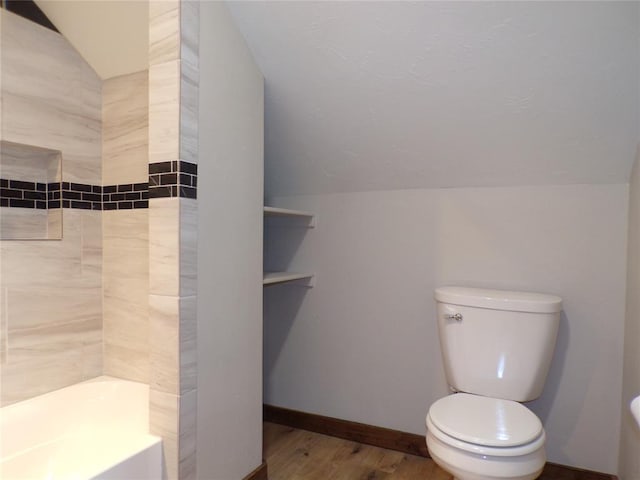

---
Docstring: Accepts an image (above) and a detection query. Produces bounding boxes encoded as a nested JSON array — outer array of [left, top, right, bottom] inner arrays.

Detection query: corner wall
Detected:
[[619, 147, 640, 480], [147, 1, 199, 479], [196, 2, 264, 479], [265, 183, 628, 474]]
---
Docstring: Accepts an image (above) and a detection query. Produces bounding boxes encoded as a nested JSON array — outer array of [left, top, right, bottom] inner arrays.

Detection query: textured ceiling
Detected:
[[228, 1, 640, 197], [34, 0, 148, 79]]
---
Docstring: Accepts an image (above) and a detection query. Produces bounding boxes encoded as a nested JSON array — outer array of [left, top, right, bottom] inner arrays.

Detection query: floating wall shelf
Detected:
[[263, 272, 314, 287], [263, 206, 313, 218], [263, 205, 315, 287]]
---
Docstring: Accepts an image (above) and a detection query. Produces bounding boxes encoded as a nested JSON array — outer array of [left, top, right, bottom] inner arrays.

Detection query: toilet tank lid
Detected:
[[434, 286, 562, 313]]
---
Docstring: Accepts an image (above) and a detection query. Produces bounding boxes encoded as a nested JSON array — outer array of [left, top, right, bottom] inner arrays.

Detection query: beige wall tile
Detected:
[[103, 209, 148, 282], [82, 340, 103, 379], [0, 11, 102, 404], [7, 282, 102, 338], [0, 142, 60, 183], [1, 349, 86, 405], [180, 1, 199, 70], [179, 388, 197, 480], [0, 208, 48, 240], [103, 70, 149, 185], [81, 210, 102, 282], [150, 294, 179, 394], [103, 209, 149, 383], [1, 286, 102, 405], [149, 0, 180, 67], [180, 198, 197, 297], [0, 209, 91, 289], [179, 296, 197, 394], [2, 10, 102, 185], [3, 92, 101, 184], [0, 288, 7, 365], [149, 294, 196, 395], [149, 198, 198, 297], [180, 61, 198, 165], [149, 197, 180, 296], [47, 208, 63, 239], [103, 343, 148, 383], [149, 388, 197, 480], [150, 388, 179, 480], [149, 61, 180, 164], [8, 315, 101, 364]]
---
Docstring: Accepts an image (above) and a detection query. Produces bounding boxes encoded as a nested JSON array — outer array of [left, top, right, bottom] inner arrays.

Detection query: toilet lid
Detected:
[[428, 393, 543, 447]]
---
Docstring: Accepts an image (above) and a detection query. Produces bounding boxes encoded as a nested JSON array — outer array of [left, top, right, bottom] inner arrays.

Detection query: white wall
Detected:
[[619, 148, 640, 480], [230, 1, 639, 197], [197, 2, 264, 479], [265, 184, 628, 474]]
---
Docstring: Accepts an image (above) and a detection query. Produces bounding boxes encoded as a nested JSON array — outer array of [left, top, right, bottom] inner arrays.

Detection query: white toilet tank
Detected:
[[435, 286, 562, 402]]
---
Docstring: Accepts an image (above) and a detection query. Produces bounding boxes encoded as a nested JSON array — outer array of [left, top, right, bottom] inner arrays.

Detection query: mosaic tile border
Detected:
[[102, 183, 149, 210], [149, 161, 197, 199], [0, 178, 48, 209], [1, 179, 151, 210], [1, 161, 198, 210]]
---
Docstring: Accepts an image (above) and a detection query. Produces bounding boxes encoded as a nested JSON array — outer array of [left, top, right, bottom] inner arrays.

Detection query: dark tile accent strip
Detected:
[[1, 179, 62, 210], [148, 161, 198, 199], [102, 182, 149, 210], [1, 178, 150, 210], [10, 199, 35, 208]]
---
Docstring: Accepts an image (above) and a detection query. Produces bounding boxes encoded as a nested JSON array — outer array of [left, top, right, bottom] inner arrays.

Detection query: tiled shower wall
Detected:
[[2, 8, 198, 478], [0, 10, 151, 404], [102, 70, 150, 383], [0, 10, 103, 405]]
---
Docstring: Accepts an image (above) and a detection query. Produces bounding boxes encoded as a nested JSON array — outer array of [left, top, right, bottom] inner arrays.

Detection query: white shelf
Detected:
[[263, 206, 315, 287], [263, 272, 314, 286], [264, 206, 314, 220]]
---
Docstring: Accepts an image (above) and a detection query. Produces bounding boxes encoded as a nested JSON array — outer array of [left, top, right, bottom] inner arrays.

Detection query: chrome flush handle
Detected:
[[445, 313, 463, 322]]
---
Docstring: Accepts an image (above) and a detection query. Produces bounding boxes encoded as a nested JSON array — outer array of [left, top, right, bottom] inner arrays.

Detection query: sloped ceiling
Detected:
[[34, 0, 148, 79], [227, 1, 640, 197]]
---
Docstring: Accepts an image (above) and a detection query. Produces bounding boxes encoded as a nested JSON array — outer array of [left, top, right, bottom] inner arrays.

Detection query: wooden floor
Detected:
[[264, 421, 453, 480]]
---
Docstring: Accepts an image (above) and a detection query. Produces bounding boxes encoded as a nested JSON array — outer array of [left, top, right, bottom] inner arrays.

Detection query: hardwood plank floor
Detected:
[[264, 422, 616, 480], [264, 422, 453, 480]]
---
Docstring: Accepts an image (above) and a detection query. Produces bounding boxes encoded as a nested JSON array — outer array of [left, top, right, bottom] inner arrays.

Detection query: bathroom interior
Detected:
[[0, 1, 638, 480]]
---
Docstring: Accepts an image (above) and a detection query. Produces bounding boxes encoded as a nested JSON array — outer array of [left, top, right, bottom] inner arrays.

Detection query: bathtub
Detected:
[[0, 376, 162, 479]]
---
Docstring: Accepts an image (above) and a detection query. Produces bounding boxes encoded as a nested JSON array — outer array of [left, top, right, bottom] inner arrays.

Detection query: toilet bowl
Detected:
[[426, 393, 546, 480]]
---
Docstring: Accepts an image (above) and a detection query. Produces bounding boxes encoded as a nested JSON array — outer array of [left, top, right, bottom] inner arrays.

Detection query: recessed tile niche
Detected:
[[0, 140, 62, 240]]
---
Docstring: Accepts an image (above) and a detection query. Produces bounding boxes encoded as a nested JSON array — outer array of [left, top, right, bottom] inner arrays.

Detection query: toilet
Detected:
[[426, 286, 562, 480]]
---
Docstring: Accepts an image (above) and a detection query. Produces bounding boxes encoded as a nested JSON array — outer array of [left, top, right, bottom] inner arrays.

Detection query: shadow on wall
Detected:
[[526, 311, 578, 465], [264, 217, 312, 272], [263, 285, 310, 394]]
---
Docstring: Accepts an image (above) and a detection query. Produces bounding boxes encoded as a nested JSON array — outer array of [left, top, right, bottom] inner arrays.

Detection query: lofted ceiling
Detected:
[[34, 0, 148, 80], [227, 1, 640, 197]]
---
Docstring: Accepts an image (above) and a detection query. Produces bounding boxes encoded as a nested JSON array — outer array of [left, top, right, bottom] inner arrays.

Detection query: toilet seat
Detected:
[[426, 394, 545, 457]]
